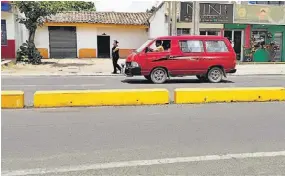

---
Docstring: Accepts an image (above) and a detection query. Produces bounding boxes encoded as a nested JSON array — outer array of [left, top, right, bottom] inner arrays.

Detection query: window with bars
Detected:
[[177, 28, 190, 36], [1, 20, 7, 46]]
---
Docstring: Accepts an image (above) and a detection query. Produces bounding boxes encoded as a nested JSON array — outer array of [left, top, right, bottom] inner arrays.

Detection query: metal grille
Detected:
[[49, 26, 77, 58]]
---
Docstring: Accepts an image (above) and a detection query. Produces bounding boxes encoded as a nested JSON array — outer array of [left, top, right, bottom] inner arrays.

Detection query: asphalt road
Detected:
[[2, 75, 285, 106], [2, 102, 285, 175]]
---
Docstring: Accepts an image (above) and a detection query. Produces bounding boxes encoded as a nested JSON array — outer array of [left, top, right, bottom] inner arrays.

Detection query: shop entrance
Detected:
[[224, 30, 244, 61]]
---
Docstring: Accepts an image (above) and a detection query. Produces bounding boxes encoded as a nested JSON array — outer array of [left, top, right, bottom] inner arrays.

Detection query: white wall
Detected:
[[34, 26, 49, 57], [97, 27, 148, 50], [33, 25, 148, 58], [1, 11, 15, 40], [148, 3, 169, 39], [76, 26, 98, 57]]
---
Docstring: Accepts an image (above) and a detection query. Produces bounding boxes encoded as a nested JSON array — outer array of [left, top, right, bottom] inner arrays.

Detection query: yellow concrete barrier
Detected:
[[34, 89, 169, 108], [1, 91, 25, 109], [174, 87, 285, 104]]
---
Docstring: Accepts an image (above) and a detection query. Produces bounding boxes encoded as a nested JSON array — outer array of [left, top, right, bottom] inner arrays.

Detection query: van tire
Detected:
[[144, 75, 151, 81], [207, 67, 223, 83], [150, 67, 167, 84], [196, 75, 208, 82]]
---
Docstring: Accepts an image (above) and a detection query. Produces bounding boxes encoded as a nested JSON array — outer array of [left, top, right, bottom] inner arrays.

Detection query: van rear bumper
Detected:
[[227, 69, 237, 73]]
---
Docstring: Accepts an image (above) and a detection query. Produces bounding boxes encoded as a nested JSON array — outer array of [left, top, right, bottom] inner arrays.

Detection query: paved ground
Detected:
[[2, 102, 285, 175], [2, 75, 285, 106]]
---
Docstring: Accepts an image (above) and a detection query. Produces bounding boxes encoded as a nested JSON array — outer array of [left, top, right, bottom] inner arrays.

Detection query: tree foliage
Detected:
[[146, 6, 157, 13], [14, 1, 96, 64]]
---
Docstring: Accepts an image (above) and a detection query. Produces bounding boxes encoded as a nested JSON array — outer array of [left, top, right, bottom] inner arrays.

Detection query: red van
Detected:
[[122, 35, 236, 84]]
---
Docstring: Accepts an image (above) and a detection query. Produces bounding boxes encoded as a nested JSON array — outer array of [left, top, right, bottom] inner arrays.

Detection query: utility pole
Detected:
[[192, 1, 200, 35], [171, 1, 177, 36], [167, 1, 171, 36]]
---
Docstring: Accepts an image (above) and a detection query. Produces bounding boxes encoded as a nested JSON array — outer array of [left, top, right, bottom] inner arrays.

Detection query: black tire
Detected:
[[144, 75, 151, 81], [150, 67, 167, 84], [207, 67, 223, 83], [196, 75, 208, 82]]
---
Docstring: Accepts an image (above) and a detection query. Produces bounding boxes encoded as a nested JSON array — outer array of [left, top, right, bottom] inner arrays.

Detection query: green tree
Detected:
[[15, 1, 95, 64], [146, 6, 157, 13]]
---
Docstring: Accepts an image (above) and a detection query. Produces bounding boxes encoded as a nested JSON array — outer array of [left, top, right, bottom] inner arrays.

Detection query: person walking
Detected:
[[111, 40, 121, 74]]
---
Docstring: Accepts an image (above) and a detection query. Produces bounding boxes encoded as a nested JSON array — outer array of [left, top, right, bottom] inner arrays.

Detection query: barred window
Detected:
[[1, 20, 7, 46]]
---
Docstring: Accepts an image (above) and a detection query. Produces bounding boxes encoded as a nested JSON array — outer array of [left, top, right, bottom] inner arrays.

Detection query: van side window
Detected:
[[149, 40, 171, 52], [179, 40, 204, 53], [205, 40, 228, 52]]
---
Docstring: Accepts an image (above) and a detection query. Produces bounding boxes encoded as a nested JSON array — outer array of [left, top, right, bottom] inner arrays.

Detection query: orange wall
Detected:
[[37, 48, 48, 59], [119, 49, 134, 58], [79, 48, 96, 58]]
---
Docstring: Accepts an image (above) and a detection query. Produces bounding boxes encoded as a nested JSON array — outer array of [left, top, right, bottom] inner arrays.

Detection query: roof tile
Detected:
[[47, 11, 152, 25]]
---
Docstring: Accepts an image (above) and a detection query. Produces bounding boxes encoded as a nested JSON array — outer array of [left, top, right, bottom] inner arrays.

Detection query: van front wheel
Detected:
[[150, 68, 167, 84], [196, 75, 208, 82], [207, 67, 223, 83], [144, 75, 151, 81]]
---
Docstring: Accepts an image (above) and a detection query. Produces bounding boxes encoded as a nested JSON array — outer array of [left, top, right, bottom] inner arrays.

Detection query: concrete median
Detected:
[[1, 91, 25, 109], [34, 89, 169, 108], [174, 87, 285, 104]]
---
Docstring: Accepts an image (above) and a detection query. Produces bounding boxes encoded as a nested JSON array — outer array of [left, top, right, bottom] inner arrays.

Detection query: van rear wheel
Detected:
[[207, 67, 223, 83], [150, 68, 167, 84]]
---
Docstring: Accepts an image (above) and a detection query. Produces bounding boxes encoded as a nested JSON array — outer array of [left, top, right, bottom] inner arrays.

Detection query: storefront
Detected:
[[232, 4, 285, 62], [1, 1, 16, 59]]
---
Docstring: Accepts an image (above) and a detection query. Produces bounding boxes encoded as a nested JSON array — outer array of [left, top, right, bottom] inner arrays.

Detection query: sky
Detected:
[[94, 0, 161, 12]]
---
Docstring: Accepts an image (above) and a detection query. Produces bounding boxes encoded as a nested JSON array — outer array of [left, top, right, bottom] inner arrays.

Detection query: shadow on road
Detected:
[[122, 79, 234, 84]]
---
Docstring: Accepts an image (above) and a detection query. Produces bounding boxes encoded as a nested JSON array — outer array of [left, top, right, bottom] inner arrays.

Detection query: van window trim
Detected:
[[204, 39, 230, 53], [146, 39, 172, 53], [178, 39, 205, 53]]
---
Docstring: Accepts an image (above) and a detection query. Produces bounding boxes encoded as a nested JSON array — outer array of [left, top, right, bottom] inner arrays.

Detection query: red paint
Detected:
[[245, 25, 251, 48], [1, 40, 16, 59], [125, 35, 236, 82]]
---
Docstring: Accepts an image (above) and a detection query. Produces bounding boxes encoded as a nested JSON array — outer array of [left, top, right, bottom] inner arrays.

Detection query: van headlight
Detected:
[[131, 61, 139, 67]]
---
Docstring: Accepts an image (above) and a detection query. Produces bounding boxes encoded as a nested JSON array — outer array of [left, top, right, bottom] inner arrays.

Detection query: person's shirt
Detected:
[[155, 45, 164, 52], [112, 46, 119, 59]]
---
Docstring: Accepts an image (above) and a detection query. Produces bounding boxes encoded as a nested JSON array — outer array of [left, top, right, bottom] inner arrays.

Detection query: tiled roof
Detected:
[[47, 11, 152, 25]]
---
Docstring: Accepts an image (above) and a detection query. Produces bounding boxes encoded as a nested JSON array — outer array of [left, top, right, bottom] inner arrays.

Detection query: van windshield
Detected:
[[136, 39, 153, 53]]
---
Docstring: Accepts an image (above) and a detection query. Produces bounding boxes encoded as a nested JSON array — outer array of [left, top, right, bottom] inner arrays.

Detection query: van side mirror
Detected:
[[145, 47, 149, 53]]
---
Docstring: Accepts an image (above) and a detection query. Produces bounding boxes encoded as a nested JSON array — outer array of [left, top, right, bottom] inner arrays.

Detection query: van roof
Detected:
[[156, 35, 227, 40]]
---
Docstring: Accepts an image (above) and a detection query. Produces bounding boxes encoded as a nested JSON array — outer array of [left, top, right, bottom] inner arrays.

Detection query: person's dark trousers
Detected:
[[112, 57, 121, 73]]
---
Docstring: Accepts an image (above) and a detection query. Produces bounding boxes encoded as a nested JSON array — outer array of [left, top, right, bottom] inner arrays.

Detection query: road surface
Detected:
[[2, 75, 285, 106], [2, 102, 285, 175]]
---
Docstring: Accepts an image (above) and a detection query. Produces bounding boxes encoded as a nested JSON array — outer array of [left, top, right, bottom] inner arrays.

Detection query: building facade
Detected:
[[150, 1, 285, 62], [228, 3, 285, 62], [34, 12, 150, 59], [1, 1, 27, 59]]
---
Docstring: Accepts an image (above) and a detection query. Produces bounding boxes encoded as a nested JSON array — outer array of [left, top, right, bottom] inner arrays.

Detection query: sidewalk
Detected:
[[1, 58, 285, 76]]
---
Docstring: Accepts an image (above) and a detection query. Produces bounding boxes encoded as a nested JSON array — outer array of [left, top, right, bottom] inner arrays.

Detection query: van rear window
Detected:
[[179, 40, 204, 53], [205, 40, 228, 52]]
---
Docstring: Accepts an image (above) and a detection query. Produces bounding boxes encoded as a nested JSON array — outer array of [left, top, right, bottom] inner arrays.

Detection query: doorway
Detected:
[[97, 35, 110, 58], [224, 30, 244, 61]]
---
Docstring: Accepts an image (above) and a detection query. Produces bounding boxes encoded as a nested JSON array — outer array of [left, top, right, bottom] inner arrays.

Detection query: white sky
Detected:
[[94, 0, 161, 12]]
